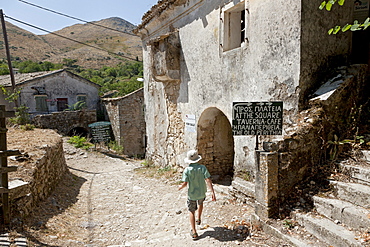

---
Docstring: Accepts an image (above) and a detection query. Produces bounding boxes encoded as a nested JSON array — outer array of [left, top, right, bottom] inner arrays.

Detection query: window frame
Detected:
[[34, 95, 48, 112], [221, 1, 248, 52]]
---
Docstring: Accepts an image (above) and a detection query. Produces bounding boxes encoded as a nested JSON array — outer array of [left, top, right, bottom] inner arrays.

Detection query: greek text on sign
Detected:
[[232, 102, 283, 136]]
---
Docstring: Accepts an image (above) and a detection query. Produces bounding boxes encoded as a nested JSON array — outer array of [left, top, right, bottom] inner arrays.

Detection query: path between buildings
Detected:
[[16, 139, 291, 247]]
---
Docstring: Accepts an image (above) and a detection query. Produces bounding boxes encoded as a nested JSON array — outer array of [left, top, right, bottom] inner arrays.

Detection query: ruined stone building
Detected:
[[0, 69, 101, 115], [102, 88, 146, 157], [0, 69, 101, 135], [134, 0, 369, 216]]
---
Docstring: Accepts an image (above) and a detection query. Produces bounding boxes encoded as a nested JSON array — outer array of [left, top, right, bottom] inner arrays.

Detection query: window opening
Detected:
[[35, 95, 48, 112], [57, 98, 68, 111], [223, 1, 246, 52], [77, 94, 87, 103]]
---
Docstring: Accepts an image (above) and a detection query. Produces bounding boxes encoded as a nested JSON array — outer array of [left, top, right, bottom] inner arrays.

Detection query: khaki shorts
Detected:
[[187, 198, 205, 212]]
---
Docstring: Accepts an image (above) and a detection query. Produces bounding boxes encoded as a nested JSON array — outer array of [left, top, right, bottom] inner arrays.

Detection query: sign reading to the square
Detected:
[[232, 102, 283, 136]]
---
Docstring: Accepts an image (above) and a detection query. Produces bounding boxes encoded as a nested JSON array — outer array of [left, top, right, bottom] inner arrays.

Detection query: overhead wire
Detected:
[[18, 0, 138, 37], [4, 14, 140, 62]]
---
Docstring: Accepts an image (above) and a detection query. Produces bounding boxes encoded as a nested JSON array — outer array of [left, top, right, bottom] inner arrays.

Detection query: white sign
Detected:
[[185, 114, 196, 133]]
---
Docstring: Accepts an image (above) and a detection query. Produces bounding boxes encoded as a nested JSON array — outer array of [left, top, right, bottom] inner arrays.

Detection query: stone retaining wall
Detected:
[[32, 110, 97, 136], [8, 137, 67, 218]]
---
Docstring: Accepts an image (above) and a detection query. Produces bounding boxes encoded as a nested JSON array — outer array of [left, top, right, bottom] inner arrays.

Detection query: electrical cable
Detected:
[[18, 0, 138, 37], [4, 14, 140, 62]]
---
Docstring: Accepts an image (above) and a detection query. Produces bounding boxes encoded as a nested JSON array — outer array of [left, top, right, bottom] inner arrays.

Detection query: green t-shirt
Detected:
[[181, 163, 211, 200]]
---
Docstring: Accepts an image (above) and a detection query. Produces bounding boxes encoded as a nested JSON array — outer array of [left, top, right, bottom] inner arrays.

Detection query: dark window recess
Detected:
[[57, 98, 68, 111], [241, 10, 245, 44]]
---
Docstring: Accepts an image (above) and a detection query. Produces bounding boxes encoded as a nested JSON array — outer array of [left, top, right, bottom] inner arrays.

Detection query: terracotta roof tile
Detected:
[[136, 0, 179, 30]]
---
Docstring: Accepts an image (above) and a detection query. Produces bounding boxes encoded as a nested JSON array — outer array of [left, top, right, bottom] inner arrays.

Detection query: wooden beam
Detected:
[[0, 150, 21, 157], [0, 166, 17, 173]]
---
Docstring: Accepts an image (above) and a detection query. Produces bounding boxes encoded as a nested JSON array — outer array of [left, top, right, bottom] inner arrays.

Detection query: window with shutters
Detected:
[[35, 95, 48, 112]]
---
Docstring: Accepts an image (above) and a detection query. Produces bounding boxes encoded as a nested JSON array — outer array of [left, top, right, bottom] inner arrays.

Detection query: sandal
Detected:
[[196, 219, 201, 225], [190, 230, 198, 239]]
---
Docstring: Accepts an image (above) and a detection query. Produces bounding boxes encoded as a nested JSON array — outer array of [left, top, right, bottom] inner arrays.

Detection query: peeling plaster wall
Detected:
[[138, 0, 302, 172], [137, 0, 352, 177], [19, 71, 100, 114]]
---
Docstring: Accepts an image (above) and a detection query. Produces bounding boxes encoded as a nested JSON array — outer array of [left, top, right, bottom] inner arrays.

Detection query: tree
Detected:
[[320, 0, 370, 34]]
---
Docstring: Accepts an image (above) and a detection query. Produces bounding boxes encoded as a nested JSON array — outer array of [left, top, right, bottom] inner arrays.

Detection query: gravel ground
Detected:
[[9, 136, 291, 247]]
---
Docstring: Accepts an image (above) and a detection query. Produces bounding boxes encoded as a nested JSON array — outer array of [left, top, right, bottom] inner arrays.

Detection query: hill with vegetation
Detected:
[[0, 17, 142, 69], [0, 17, 144, 97]]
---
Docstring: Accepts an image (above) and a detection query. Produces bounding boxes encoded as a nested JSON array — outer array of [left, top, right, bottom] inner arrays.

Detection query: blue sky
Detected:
[[1, 0, 158, 34]]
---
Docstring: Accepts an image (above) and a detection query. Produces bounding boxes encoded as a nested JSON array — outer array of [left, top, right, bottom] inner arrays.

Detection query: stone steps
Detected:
[[229, 177, 255, 203], [289, 150, 370, 246], [329, 180, 370, 208], [293, 212, 363, 247], [0, 234, 27, 247], [313, 195, 370, 230]]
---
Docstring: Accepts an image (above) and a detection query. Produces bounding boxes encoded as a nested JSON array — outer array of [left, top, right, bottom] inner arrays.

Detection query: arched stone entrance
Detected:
[[197, 107, 234, 184]]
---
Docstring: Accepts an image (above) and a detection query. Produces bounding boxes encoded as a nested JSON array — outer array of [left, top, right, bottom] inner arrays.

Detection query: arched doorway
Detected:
[[197, 107, 234, 184], [68, 127, 88, 137]]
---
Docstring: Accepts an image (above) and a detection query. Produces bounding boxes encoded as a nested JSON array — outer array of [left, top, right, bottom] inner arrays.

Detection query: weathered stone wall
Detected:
[[9, 136, 67, 217], [32, 110, 97, 136], [102, 88, 146, 157], [137, 0, 303, 172], [274, 65, 368, 206]]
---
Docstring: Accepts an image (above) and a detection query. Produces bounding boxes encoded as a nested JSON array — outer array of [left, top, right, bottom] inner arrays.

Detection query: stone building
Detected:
[[102, 88, 146, 157], [0, 69, 101, 115], [134, 0, 369, 216]]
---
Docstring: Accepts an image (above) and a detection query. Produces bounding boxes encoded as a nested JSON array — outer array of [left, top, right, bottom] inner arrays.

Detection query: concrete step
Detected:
[[250, 214, 326, 247], [339, 161, 370, 185], [293, 212, 363, 247], [313, 195, 370, 230], [360, 150, 370, 162], [330, 180, 370, 208], [230, 177, 255, 203]]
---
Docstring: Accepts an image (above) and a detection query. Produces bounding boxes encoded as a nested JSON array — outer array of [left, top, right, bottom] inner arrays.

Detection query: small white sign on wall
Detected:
[[185, 114, 196, 133]]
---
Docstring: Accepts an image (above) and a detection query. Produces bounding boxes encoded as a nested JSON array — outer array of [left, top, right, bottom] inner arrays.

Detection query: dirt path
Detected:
[[20, 139, 290, 247]]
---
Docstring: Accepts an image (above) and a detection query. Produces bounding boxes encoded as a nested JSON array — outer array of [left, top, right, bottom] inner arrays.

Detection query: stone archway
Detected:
[[197, 107, 234, 184]]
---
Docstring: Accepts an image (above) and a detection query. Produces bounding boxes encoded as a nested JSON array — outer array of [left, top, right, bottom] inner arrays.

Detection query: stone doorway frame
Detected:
[[196, 107, 235, 184]]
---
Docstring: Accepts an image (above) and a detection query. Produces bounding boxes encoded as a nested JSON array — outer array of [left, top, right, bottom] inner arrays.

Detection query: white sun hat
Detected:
[[184, 150, 202, 164]]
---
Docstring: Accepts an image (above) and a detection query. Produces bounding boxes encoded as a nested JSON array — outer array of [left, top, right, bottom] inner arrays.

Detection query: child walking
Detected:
[[178, 150, 216, 239]]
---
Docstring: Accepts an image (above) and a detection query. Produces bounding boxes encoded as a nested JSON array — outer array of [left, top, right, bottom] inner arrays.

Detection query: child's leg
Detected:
[[196, 198, 205, 224], [189, 211, 197, 234], [197, 203, 203, 222], [187, 199, 198, 236]]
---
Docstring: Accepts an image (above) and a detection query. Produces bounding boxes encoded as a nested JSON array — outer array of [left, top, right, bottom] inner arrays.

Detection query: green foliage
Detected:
[[67, 136, 93, 150], [65, 101, 87, 111], [141, 160, 153, 167], [319, 0, 370, 34], [0, 86, 21, 103], [1, 59, 143, 98], [9, 105, 31, 126], [107, 140, 124, 154], [319, 0, 346, 11], [12, 60, 63, 73], [20, 123, 35, 131], [328, 18, 370, 35], [77, 61, 144, 97]]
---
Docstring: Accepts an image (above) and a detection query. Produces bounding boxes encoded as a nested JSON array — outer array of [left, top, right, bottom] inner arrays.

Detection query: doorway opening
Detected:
[[197, 107, 234, 185]]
